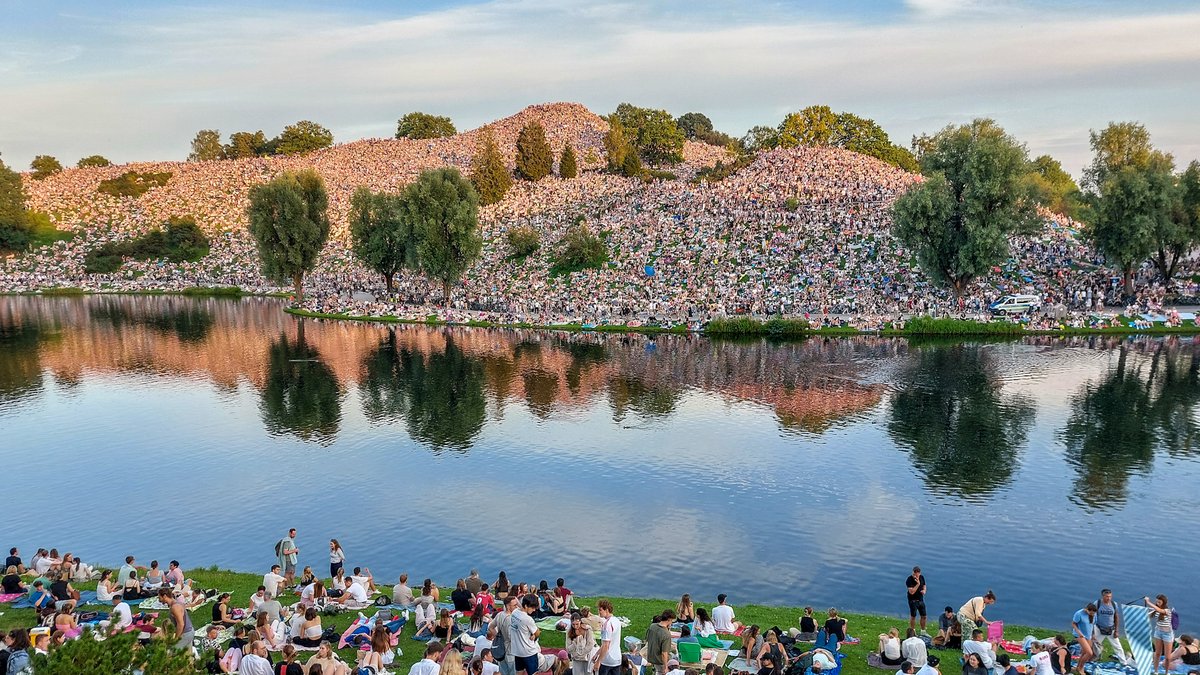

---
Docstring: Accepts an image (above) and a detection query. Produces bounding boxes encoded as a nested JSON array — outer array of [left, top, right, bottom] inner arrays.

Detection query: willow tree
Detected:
[[246, 169, 330, 300], [891, 119, 1039, 297], [349, 187, 413, 291], [407, 167, 482, 305]]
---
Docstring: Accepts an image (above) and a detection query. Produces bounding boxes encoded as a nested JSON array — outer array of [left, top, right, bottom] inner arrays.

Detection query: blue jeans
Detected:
[[516, 654, 540, 675]]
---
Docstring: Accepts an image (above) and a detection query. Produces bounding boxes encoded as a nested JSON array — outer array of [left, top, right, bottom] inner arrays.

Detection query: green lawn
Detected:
[[0, 567, 1093, 674]]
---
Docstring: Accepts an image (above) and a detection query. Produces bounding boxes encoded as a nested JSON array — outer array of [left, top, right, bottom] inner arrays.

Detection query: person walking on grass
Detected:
[[511, 594, 542, 675], [906, 566, 928, 633], [594, 599, 622, 675], [1071, 603, 1098, 675], [1093, 589, 1131, 666]]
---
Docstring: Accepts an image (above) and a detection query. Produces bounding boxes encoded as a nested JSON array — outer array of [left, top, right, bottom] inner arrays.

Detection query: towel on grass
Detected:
[[11, 591, 100, 609]]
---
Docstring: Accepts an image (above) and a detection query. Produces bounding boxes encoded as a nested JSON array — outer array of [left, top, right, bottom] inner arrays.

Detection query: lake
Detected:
[[2, 294, 1197, 628]]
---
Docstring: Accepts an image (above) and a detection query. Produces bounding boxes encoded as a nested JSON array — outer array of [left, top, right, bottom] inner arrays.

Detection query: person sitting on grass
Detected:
[[758, 653, 782, 675], [540, 580, 564, 615], [677, 594, 696, 623], [142, 560, 166, 591], [249, 585, 268, 614], [824, 609, 848, 643], [211, 592, 238, 627], [896, 661, 916, 675], [712, 595, 740, 634], [409, 641, 445, 675], [393, 573, 415, 607], [741, 625, 763, 666], [122, 570, 149, 600], [555, 578, 575, 613], [936, 607, 960, 649], [351, 566, 377, 594], [3, 565, 27, 594], [962, 629, 996, 674], [1049, 636, 1072, 675], [757, 630, 789, 671], [962, 653, 989, 675], [902, 628, 927, 667], [878, 628, 903, 666], [300, 580, 326, 608], [29, 580, 55, 612], [306, 640, 351, 675], [694, 608, 717, 637], [799, 607, 818, 640]]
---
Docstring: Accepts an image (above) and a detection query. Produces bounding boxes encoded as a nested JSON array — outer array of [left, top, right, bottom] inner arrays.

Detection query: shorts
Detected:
[[908, 597, 927, 618], [284, 561, 296, 575], [1152, 628, 1174, 643], [599, 665, 621, 675], [515, 654, 541, 675]]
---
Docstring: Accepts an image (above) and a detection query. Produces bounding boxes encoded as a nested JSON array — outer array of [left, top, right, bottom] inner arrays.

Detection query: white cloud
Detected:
[[0, 1, 1198, 175]]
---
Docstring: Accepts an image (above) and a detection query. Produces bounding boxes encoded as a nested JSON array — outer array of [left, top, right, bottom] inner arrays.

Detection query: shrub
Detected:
[[97, 171, 172, 198], [901, 316, 1026, 335], [705, 317, 811, 336], [620, 151, 643, 178], [84, 216, 209, 273], [784, 197, 800, 211], [693, 154, 754, 184], [644, 169, 677, 182], [506, 225, 540, 258], [551, 223, 607, 275]]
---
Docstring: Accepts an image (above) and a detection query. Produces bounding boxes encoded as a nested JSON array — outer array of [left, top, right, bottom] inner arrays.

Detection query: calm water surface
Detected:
[[2, 295, 1198, 627]]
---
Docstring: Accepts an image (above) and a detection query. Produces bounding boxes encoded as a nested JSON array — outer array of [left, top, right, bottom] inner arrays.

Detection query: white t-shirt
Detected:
[[300, 583, 316, 605], [695, 620, 716, 637], [346, 582, 368, 604], [915, 665, 939, 675], [263, 572, 285, 597], [1030, 651, 1054, 675], [600, 616, 622, 667], [510, 610, 541, 658], [712, 605, 735, 632], [239, 653, 274, 675], [249, 593, 266, 613], [113, 601, 133, 630], [902, 636, 927, 666], [883, 636, 901, 660], [351, 575, 371, 589], [482, 661, 501, 675], [962, 641, 994, 669], [410, 658, 441, 675]]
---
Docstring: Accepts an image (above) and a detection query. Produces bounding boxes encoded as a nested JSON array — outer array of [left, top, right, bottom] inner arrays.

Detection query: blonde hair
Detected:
[[440, 649, 467, 675]]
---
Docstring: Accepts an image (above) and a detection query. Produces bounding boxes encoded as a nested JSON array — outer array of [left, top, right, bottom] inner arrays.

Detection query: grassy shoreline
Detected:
[[0, 567, 1074, 675], [4, 288, 1198, 337]]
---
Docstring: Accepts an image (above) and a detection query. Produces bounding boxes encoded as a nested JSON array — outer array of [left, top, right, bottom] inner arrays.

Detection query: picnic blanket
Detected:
[[137, 595, 215, 611], [1122, 604, 1155, 675], [10, 591, 101, 609], [0, 592, 25, 603]]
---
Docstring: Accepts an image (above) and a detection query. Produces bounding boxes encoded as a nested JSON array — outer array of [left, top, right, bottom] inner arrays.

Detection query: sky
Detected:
[[1, 0, 1198, 176]]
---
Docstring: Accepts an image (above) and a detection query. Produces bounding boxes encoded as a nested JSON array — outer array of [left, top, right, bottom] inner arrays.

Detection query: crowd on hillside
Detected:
[[3, 542, 1197, 675], [5, 103, 1198, 329]]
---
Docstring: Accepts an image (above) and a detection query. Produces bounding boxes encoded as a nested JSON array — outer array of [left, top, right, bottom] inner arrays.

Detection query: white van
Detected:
[[989, 294, 1042, 314]]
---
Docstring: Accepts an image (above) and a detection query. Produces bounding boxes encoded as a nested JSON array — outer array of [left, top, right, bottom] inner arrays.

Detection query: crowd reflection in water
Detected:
[[2, 296, 1199, 510]]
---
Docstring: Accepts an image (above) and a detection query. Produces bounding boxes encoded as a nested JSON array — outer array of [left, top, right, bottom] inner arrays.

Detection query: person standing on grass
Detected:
[[1071, 603, 1097, 675], [493, 593, 517, 675], [906, 566, 928, 633], [1093, 589, 1131, 666], [278, 528, 299, 588], [646, 610, 676, 675], [329, 539, 345, 579], [594, 599, 622, 675], [160, 586, 194, 651], [511, 594, 543, 675]]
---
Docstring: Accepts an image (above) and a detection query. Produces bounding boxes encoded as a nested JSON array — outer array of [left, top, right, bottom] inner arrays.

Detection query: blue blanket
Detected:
[[10, 591, 100, 609]]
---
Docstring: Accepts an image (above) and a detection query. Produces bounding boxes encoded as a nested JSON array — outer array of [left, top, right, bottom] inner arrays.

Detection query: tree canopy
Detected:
[[1025, 154, 1082, 217], [891, 118, 1039, 296], [76, 154, 111, 168], [775, 106, 916, 171], [188, 129, 224, 161], [246, 169, 330, 299], [29, 155, 63, 180], [349, 187, 414, 291], [407, 167, 482, 304], [224, 130, 269, 159], [0, 157, 31, 253], [676, 112, 714, 140], [603, 119, 632, 171], [275, 120, 334, 155], [396, 112, 457, 139], [515, 121, 553, 181], [610, 103, 685, 164], [559, 143, 578, 179], [469, 129, 512, 206]]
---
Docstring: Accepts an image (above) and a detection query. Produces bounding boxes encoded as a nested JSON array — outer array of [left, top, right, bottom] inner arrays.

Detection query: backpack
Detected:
[[1172, 610, 1180, 632], [1, 649, 10, 675], [274, 540, 283, 557], [491, 614, 507, 660]]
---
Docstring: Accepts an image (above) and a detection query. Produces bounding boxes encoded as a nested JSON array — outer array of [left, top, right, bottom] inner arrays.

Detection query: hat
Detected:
[[668, 659, 680, 668]]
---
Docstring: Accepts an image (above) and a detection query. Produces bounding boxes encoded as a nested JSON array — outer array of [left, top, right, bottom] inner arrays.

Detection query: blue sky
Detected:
[[2, 0, 1198, 175]]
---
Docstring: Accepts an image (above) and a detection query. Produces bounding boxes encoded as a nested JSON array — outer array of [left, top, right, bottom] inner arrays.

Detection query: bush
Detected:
[[620, 151, 643, 178], [644, 169, 677, 182], [551, 224, 607, 275], [97, 171, 172, 198], [84, 216, 209, 273], [76, 155, 112, 168], [506, 225, 540, 258], [705, 317, 811, 336], [901, 316, 1026, 335], [784, 197, 800, 211], [693, 154, 754, 184]]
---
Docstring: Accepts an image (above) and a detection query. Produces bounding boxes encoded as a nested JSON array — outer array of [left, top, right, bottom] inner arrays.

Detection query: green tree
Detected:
[[275, 120, 334, 155], [603, 119, 631, 171], [1025, 154, 1082, 216], [559, 143, 578, 179], [891, 119, 1039, 296], [553, 222, 607, 274], [0, 157, 31, 253], [1083, 121, 1161, 191], [676, 112, 714, 140], [261, 326, 342, 444], [506, 225, 540, 258], [246, 169, 330, 300], [30, 154, 63, 179], [469, 128, 512, 206], [396, 112, 457, 139], [611, 103, 684, 164], [349, 187, 413, 291], [888, 343, 1035, 499], [188, 129, 224, 161], [1091, 164, 1175, 296], [1149, 162, 1200, 284], [224, 130, 268, 158], [514, 121, 553, 181], [407, 167, 482, 305], [620, 150, 643, 178], [777, 105, 839, 147], [76, 154, 111, 168], [742, 125, 780, 151], [30, 624, 201, 675]]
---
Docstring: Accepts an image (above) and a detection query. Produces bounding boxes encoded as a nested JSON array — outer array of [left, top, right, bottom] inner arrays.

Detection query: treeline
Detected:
[[188, 120, 334, 161], [890, 119, 1200, 301]]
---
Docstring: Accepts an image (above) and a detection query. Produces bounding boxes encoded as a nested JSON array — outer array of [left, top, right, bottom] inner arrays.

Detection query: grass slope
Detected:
[[0, 568, 1081, 674]]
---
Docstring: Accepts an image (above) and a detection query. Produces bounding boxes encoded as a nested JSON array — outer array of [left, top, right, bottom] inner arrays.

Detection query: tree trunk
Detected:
[[384, 272, 394, 292], [1123, 266, 1134, 300], [293, 272, 304, 303], [442, 279, 452, 307]]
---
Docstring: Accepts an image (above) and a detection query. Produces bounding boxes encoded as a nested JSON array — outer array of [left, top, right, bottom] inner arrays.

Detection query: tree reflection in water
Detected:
[[887, 343, 1035, 500], [260, 322, 343, 444]]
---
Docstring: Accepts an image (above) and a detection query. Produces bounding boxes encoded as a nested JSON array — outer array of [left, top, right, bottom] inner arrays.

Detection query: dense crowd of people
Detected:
[[2, 542, 1196, 675], [4, 103, 1197, 329]]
